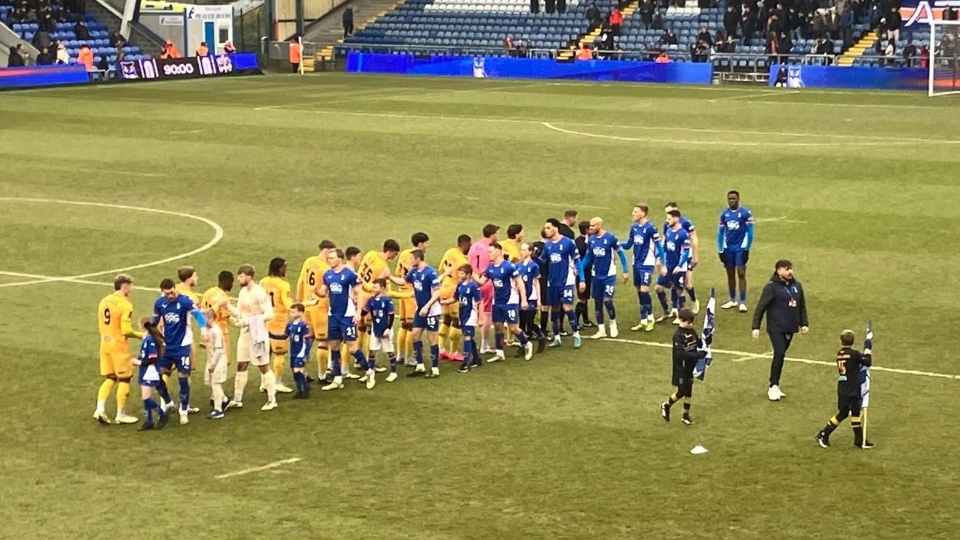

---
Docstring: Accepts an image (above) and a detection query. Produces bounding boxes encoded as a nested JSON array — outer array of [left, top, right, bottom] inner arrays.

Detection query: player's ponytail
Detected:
[[143, 320, 166, 361]]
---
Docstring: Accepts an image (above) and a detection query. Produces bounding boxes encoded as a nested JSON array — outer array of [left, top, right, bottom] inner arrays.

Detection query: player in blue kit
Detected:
[[152, 278, 209, 426], [474, 242, 533, 362], [317, 249, 370, 391], [664, 202, 700, 314], [441, 263, 483, 373], [622, 204, 662, 332], [517, 242, 546, 353], [579, 217, 629, 340], [657, 210, 693, 325], [362, 279, 397, 385], [268, 303, 313, 398], [390, 249, 444, 378], [133, 318, 169, 430], [717, 190, 755, 313], [539, 219, 582, 349]]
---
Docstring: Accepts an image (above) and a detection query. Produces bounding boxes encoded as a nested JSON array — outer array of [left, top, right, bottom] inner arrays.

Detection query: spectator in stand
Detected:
[[160, 40, 182, 59], [7, 45, 25, 67], [724, 34, 737, 52], [609, 6, 623, 36], [195, 41, 209, 57], [78, 44, 94, 71], [660, 28, 678, 45], [883, 39, 895, 65], [724, 5, 739, 39], [558, 0, 567, 14], [55, 41, 69, 64], [224, 40, 237, 54], [766, 31, 779, 65], [576, 43, 593, 60], [825, 8, 839, 40], [342, 7, 354, 38], [96, 54, 110, 76], [839, 7, 853, 47], [690, 39, 710, 61], [546, 0, 556, 15], [586, 2, 602, 27], [503, 34, 514, 56], [714, 29, 725, 46], [697, 25, 713, 46], [530, 0, 539, 14], [39, 12, 54, 32], [639, 0, 654, 29], [109, 31, 124, 48], [903, 39, 917, 66], [36, 46, 54, 65], [698, 0, 717, 8], [115, 43, 125, 63], [652, 11, 664, 30], [787, 6, 802, 42], [741, 6, 757, 45], [288, 36, 301, 72], [885, 7, 900, 42], [74, 19, 90, 41], [655, 50, 670, 62], [919, 45, 929, 69], [33, 27, 51, 51]]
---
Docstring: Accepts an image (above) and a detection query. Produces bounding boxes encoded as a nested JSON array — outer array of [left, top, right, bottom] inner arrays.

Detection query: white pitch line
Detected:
[[215, 458, 302, 479], [732, 352, 769, 363], [0, 198, 224, 289], [709, 90, 800, 102], [605, 338, 960, 380], [0, 272, 112, 287]]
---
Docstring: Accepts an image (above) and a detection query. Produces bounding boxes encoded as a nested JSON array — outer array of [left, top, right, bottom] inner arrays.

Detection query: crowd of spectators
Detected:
[[2, 0, 85, 26]]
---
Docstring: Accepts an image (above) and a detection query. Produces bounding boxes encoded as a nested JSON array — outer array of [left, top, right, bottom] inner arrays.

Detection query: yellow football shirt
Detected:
[[98, 293, 137, 353], [502, 239, 521, 264], [259, 276, 293, 334]]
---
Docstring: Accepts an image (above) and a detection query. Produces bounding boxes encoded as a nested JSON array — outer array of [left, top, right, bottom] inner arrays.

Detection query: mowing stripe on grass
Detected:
[[215, 458, 302, 479]]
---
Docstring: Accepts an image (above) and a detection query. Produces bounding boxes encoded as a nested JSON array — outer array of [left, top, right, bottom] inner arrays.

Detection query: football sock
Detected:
[[438, 322, 450, 353], [462, 340, 473, 368], [604, 300, 616, 320], [637, 290, 644, 318], [820, 416, 840, 438], [352, 350, 368, 371], [212, 384, 225, 412], [670, 289, 679, 309], [97, 379, 114, 410], [405, 330, 415, 359], [388, 353, 398, 372], [331, 350, 343, 377], [316, 348, 329, 378], [656, 290, 669, 313], [396, 328, 408, 359], [516, 330, 528, 346], [539, 312, 549, 335], [430, 344, 440, 369], [595, 303, 604, 324], [179, 377, 190, 413], [293, 372, 305, 395], [263, 370, 277, 402], [682, 398, 691, 416], [162, 373, 171, 389], [551, 310, 562, 335], [566, 310, 580, 333], [449, 327, 462, 356], [678, 292, 686, 309], [471, 341, 482, 364], [667, 392, 680, 406], [157, 378, 172, 404], [686, 287, 697, 303], [413, 341, 424, 366], [728, 287, 736, 302], [116, 381, 129, 412], [143, 398, 154, 422], [739, 289, 747, 304], [233, 370, 248, 403], [272, 354, 285, 381], [495, 332, 504, 352], [640, 292, 652, 320]]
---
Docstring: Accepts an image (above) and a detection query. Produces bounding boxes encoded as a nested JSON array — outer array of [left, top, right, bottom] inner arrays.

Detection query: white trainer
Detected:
[[343, 372, 361, 380], [321, 378, 344, 391], [386, 372, 398, 383], [115, 414, 138, 425], [691, 299, 701, 314], [275, 383, 294, 394], [524, 341, 533, 361], [609, 320, 619, 338], [739, 303, 748, 313], [720, 300, 738, 310], [768, 386, 782, 402], [591, 326, 607, 340], [776, 386, 786, 399], [365, 370, 376, 390], [261, 400, 278, 411], [179, 413, 189, 425]]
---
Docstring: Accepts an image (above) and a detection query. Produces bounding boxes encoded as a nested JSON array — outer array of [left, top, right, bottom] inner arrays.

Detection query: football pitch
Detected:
[[2, 74, 959, 540]]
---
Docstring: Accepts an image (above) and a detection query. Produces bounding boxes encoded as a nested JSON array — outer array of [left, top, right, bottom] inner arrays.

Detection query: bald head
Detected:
[[589, 217, 604, 235]]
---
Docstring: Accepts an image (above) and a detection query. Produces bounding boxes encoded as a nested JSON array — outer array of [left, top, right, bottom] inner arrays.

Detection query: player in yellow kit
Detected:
[[357, 239, 401, 369], [260, 257, 294, 393], [174, 266, 201, 414], [201, 270, 234, 362], [394, 232, 429, 366], [438, 235, 471, 360], [502, 224, 524, 264], [297, 240, 335, 382], [95, 274, 144, 425]]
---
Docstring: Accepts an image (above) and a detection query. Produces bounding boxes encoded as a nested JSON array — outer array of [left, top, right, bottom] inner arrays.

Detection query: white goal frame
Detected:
[[929, 19, 960, 96]]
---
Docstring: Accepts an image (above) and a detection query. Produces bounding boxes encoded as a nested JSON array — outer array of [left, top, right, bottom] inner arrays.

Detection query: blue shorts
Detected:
[[591, 276, 616, 299], [545, 285, 575, 307], [723, 248, 749, 269], [290, 355, 307, 369], [159, 346, 192, 374], [657, 272, 686, 289], [413, 314, 440, 332], [633, 266, 654, 288], [524, 299, 539, 310], [138, 366, 159, 388], [461, 325, 476, 338], [492, 304, 520, 324], [328, 316, 358, 342]]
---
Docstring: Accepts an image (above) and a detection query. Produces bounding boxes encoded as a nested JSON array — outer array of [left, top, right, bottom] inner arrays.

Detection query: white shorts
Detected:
[[369, 334, 395, 353], [204, 365, 228, 385], [237, 332, 270, 367]]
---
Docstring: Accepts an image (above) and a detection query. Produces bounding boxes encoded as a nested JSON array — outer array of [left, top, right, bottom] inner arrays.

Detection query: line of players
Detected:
[[93, 194, 755, 428]]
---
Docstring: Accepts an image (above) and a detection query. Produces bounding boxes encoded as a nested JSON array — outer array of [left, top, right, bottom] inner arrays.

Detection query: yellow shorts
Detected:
[[270, 338, 289, 356], [442, 303, 460, 318], [100, 350, 132, 379], [306, 306, 328, 340], [398, 297, 417, 321]]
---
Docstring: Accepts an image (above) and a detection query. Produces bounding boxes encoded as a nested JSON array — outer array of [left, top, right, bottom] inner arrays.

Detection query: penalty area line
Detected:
[[605, 338, 960, 380], [215, 458, 302, 479]]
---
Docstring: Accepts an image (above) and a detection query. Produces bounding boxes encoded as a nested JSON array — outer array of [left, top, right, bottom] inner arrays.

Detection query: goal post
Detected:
[[928, 19, 960, 97]]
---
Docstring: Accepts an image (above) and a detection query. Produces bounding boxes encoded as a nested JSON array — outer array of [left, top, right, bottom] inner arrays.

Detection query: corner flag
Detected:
[[693, 289, 716, 381]]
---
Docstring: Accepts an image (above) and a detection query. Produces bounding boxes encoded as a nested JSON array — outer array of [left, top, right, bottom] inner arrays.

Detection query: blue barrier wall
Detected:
[[347, 53, 714, 84], [767, 64, 926, 90], [0, 64, 90, 90]]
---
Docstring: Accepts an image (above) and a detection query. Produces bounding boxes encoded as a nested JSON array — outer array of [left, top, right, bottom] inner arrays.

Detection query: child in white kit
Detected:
[[203, 309, 228, 419]]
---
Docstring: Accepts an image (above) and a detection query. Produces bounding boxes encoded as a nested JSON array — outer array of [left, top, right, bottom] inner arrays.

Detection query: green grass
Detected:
[[1, 74, 959, 540]]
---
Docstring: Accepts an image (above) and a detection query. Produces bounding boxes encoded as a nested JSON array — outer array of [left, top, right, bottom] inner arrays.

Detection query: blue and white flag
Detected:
[[693, 289, 716, 381], [860, 321, 873, 408]]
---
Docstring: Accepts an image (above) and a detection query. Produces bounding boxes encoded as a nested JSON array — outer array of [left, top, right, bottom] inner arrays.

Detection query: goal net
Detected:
[[929, 19, 960, 96]]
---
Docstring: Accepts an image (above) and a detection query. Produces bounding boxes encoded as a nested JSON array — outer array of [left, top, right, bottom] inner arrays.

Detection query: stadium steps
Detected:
[[86, 0, 165, 53], [837, 28, 878, 66], [557, 0, 638, 61], [301, 0, 403, 60]]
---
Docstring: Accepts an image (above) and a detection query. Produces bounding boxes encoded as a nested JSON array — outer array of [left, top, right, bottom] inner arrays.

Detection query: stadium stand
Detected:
[[0, 1, 147, 66]]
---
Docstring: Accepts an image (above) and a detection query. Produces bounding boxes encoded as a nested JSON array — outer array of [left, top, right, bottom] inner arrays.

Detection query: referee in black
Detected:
[[815, 330, 874, 449], [751, 259, 808, 402]]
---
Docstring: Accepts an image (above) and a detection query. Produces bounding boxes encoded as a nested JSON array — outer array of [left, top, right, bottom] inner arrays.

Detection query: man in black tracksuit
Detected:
[[751, 259, 808, 402]]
